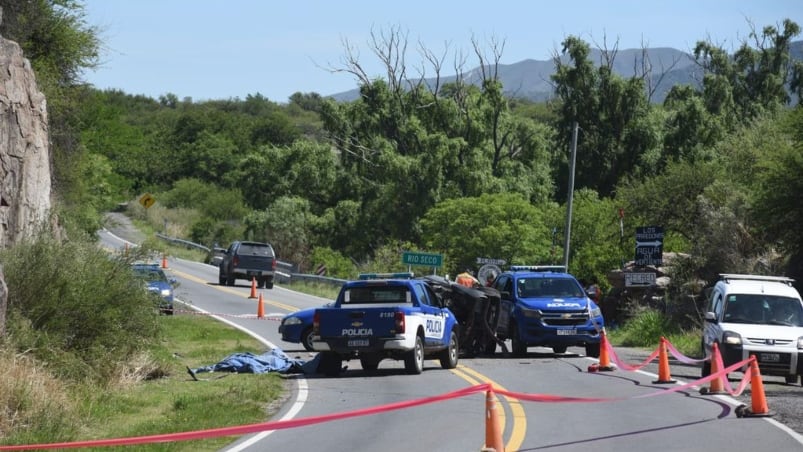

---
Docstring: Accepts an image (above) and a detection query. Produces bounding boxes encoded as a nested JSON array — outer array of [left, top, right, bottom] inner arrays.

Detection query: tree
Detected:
[[419, 193, 556, 274], [551, 36, 657, 198]]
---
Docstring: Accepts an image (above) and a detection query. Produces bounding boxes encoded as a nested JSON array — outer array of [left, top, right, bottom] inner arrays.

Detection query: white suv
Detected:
[[702, 274, 803, 385]]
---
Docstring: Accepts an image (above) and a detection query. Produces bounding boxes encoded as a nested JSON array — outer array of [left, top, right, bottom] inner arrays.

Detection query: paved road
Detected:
[[101, 213, 803, 450]]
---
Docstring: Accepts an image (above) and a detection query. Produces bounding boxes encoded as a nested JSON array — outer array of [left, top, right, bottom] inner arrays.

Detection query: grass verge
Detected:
[[1, 311, 287, 451]]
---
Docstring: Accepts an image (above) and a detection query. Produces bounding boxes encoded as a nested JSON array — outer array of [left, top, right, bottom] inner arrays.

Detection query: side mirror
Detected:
[[501, 291, 511, 300], [704, 311, 717, 323]]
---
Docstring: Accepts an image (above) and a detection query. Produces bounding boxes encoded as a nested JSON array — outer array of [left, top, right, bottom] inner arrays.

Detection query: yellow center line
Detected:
[[450, 364, 526, 451], [173, 265, 526, 449], [168, 268, 300, 312]]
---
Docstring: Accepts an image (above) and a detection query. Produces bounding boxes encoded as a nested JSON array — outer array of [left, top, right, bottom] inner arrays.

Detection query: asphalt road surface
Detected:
[[100, 213, 803, 451]]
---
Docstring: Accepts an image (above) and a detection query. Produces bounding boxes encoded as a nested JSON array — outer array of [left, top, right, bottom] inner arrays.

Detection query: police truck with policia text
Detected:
[[312, 273, 459, 377]]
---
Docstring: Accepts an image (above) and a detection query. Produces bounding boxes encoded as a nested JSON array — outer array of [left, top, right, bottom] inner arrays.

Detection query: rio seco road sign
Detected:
[[402, 251, 443, 268]]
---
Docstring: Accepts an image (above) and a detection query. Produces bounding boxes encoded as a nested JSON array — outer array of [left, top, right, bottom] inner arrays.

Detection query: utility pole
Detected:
[[562, 122, 579, 272]]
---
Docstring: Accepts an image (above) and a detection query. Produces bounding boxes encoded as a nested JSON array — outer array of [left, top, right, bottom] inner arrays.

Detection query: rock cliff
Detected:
[[0, 31, 51, 249], [0, 22, 52, 336]]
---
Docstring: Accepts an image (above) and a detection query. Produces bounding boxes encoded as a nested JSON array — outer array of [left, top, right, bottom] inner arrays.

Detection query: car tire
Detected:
[[226, 274, 235, 286], [257, 277, 266, 289], [552, 345, 568, 354], [585, 343, 600, 358], [439, 331, 459, 369], [218, 274, 226, 285], [784, 374, 799, 385], [511, 323, 527, 357], [301, 327, 315, 352], [404, 335, 425, 374], [701, 360, 711, 377], [266, 281, 274, 289]]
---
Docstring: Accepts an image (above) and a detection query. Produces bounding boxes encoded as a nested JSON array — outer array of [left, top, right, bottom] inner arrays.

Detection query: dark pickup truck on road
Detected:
[[218, 240, 277, 289]]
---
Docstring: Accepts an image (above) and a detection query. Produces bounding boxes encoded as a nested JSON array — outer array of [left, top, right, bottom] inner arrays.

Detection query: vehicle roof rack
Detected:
[[357, 272, 415, 280], [509, 265, 567, 273], [719, 273, 795, 285]]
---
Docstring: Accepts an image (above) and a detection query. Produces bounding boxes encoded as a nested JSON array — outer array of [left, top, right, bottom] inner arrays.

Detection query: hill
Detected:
[[330, 41, 803, 104]]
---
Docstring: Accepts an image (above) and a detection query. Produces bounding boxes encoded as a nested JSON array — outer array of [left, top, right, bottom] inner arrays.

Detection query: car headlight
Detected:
[[723, 331, 742, 345], [797, 336, 803, 350], [590, 307, 602, 318], [160, 289, 172, 297], [283, 316, 303, 326], [521, 307, 542, 319]]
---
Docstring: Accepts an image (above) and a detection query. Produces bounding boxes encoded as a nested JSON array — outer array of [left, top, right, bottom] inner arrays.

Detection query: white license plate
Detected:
[[760, 353, 780, 363], [556, 329, 577, 336], [348, 339, 369, 347]]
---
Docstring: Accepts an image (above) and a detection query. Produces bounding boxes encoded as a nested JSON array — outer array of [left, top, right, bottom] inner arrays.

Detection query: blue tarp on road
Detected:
[[188, 348, 319, 377]]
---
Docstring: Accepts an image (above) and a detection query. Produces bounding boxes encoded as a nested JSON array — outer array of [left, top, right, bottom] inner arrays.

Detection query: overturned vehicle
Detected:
[[419, 275, 509, 356]]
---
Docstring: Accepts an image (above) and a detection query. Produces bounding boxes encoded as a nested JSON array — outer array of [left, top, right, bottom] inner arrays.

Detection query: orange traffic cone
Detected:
[[257, 293, 265, 319], [161, 253, 168, 269], [700, 342, 726, 395], [652, 337, 676, 384], [736, 356, 773, 418], [597, 330, 615, 371], [484, 389, 504, 452], [249, 277, 257, 299]]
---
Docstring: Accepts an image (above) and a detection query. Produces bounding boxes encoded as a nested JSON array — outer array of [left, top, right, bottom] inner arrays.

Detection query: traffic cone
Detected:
[[249, 277, 257, 299], [700, 342, 726, 395], [257, 293, 265, 319], [736, 356, 773, 418], [484, 389, 504, 452], [597, 330, 615, 371], [161, 253, 168, 269], [652, 337, 676, 384]]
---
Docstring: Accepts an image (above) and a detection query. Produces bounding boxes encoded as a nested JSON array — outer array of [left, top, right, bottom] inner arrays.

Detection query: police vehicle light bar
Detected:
[[509, 265, 567, 273], [358, 272, 415, 280]]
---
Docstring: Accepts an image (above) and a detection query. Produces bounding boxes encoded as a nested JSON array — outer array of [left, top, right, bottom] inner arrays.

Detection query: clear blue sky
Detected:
[[81, 1, 801, 103]]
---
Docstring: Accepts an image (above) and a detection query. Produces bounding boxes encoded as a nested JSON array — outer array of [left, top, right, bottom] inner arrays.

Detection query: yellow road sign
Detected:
[[138, 193, 156, 209]]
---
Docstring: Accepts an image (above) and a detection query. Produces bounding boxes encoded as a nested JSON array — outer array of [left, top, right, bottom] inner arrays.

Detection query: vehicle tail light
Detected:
[[232, 256, 239, 267], [313, 311, 320, 335], [272, 259, 277, 270], [395, 311, 405, 334]]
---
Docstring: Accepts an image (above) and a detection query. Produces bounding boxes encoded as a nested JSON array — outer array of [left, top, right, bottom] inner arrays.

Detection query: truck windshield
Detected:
[[344, 286, 411, 304], [517, 277, 584, 298], [724, 295, 803, 326]]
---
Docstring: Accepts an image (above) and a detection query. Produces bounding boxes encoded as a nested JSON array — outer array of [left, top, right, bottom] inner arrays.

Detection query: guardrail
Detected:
[[155, 233, 344, 287]]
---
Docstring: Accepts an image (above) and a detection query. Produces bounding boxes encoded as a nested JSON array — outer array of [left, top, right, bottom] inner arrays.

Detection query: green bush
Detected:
[[1, 234, 163, 381]]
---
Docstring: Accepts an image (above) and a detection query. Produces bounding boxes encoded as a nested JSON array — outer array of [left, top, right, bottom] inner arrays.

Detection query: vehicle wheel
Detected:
[[484, 339, 497, 355], [218, 274, 226, 285], [511, 323, 527, 357], [359, 356, 380, 372], [318, 352, 342, 377], [784, 374, 799, 385], [266, 281, 274, 289], [226, 274, 235, 286], [404, 335, 425, 374], [701, 341, 711, 377], [439, 331, 459, 369], [257, 277, 266, 289], [552, 345, 568, 354], [585, 343, 600, 358], [701, 360, 711, 377], [301, 327, 315, 352]]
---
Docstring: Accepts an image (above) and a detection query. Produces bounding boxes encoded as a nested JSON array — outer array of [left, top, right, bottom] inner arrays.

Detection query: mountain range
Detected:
[[330, 40, 803, 104]]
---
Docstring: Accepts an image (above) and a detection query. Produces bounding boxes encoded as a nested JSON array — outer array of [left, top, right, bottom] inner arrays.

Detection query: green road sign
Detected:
[[402, 251, 443, 267]]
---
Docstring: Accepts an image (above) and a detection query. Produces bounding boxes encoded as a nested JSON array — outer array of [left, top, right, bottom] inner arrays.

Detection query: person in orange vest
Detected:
[[456, 270, 479, 288]]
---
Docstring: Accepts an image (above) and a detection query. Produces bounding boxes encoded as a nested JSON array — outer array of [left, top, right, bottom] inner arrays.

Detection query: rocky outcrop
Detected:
[[0, 31, 51, 249]]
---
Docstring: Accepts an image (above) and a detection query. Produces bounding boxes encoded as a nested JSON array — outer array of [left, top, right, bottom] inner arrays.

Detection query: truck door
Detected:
[[415, 284, 448, 346]]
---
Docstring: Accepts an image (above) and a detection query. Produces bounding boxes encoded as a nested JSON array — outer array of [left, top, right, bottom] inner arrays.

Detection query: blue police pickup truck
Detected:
[[491, 265, 605, 357], [312, 273, 460, 377]]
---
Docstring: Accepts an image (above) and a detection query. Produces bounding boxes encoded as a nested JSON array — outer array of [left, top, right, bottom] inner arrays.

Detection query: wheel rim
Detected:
[[416, 337, 424, 370]]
